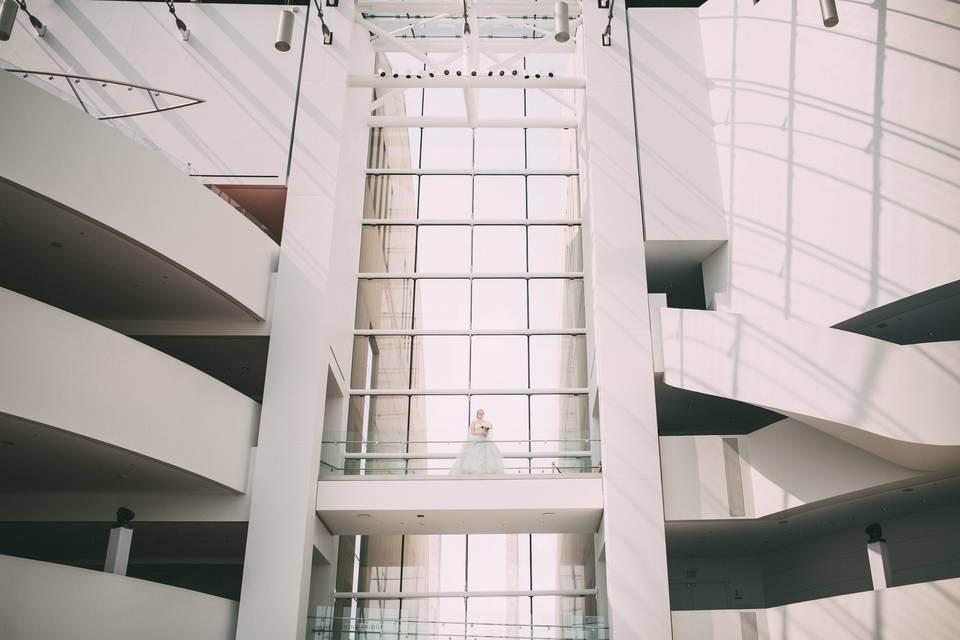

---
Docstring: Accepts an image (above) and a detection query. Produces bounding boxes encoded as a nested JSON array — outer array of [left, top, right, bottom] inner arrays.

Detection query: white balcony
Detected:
[[0, 288, 258, 493], [0, 71, 278, 326], [671, 577, 960, 640], [0, 554, 237, 640], [316, 475, 603, 535], [657, 307, 960, 471]]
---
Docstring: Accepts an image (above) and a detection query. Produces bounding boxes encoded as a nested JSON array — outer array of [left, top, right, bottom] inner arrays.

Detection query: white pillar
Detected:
[[578, 3, 672, 638], [236, 4, 371, 638], [867, 540, 892, 589], [103, 527, 133, 576]]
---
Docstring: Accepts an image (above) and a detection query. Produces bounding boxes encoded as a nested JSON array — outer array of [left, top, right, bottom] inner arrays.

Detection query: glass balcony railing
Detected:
[[306, 611, 609, 640], [2, 61, 192, 174], [320, 438, 601, 476]]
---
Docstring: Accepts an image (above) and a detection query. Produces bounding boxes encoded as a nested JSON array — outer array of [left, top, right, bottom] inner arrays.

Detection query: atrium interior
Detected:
[[0, 1, 958, 639]]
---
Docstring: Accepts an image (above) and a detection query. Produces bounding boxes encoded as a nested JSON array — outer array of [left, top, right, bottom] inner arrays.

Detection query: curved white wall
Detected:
[[0, 288, 258, 492], [671, 576, 960, 640], [0, 554, 237, 640], [0, 71, 278, 319], [661, 419, 920, 520], [697, 1, 960, 324], [660, 307, 960, 470]]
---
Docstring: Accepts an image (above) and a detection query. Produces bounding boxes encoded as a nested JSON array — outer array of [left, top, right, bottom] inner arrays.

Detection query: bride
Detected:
[[450, 409, 504, 475]]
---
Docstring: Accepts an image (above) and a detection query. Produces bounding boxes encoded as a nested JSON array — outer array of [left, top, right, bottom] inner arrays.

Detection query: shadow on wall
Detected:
[[698, 0, 960, 326]]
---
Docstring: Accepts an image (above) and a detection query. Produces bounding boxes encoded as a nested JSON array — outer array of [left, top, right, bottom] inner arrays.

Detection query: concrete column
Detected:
[[578, 3, 672, 638], [236, 4, 372, 638], [103, 527, 133, 576], [867, 540, 892, 589]]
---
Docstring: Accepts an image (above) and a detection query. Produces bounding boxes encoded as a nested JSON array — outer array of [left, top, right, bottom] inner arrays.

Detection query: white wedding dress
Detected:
[[450, 420, 504, 475]]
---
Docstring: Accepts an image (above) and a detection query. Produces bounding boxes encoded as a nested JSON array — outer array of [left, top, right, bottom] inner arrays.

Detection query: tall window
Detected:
[[330, 533, 598, 638], [333, 52, 592, 476]]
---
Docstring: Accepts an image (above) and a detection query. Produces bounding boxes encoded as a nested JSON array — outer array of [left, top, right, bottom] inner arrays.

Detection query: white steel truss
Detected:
[[357, 0, 583, 125]]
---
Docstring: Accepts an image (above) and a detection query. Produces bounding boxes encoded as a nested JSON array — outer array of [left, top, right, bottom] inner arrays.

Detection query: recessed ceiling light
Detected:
[[50, 241, 63, 249], [357, 513, 370, 518], [1, 440, 14, 446], [542, 512, 556, 517], [902, 488, 914, 492], [778, 520, 788, 525], [416, 514, 425, 518]]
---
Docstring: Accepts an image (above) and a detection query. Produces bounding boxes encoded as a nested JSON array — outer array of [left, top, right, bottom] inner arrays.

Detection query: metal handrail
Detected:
[[3, 68, 204, 120]]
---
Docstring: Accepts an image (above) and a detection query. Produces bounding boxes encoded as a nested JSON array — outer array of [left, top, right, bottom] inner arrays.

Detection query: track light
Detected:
[[0, 0, 18, 41], [819, 0, 839, 28], [601, 0, 613, 46], [19, 1, 44, 36], [275, 8, 295, 51], [554, 2, 570, 43], [313, 0, 333, 45], [165, 0, 189, 41], [462, 0, 470, 36], [2, 0, 45, 39]]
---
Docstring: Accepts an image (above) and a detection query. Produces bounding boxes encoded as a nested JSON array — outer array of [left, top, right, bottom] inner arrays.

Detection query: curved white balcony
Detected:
[[671, 577, 960, 640], [660, 419, 923, 521], [0, 288, 258, 493], [0, 554, 237, 640], [659, 307, 960, 471], [0, 71, 278, 324]]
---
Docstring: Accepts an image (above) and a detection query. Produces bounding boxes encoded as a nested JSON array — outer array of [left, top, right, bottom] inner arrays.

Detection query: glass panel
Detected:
[[528, 226, 583, 272], [471, 336, 527, 389], [532, 596, 599, 638], [468, 534, 531, 590], [367, 128, 420, 170], [529, 336, 588, 389], [530, 395, 591, 469], [416, 226, 471, 272], [526, 129, 575, 170], [474, 128, 525, 169], [474, 176, 525, 219], [419, 175, 472, 219], [528, 279, 585, 329], [352, 336, 412, 389], [363, 175, 418, 220], [355, 395, 410, 475], [355, 279, 415, 331], [422, 88, 466, 117], [414, 279, 470, 330], [472, 226, 527, 273], [405, 395, 469, 475], [359, 535, 404, 593], [359, 225, 416, 274], [471, 279, 527, 330], [477, 88, 525, 118], [528, 176, 580, 220], [421, 128, 473, 169], [412, 336, 469, 389]]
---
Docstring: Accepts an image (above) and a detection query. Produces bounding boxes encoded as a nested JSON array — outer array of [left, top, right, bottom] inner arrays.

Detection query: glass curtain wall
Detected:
[[327, 51, 592, 476], [323, 532, 599, 639]]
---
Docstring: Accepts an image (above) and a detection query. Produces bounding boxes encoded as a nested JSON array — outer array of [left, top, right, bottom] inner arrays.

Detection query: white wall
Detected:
[[668, 555, 766, 610], [673, 576, 960, 639], [0, 70, 278, 319], [0, 287, 258, 492], [698, 0, 960, 324], [0, 1, 301, 181], [660, 419, 920, 521], [660, 307, 960, 470], [628, 9, 727, 249], [0, 554, 238, 640]]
